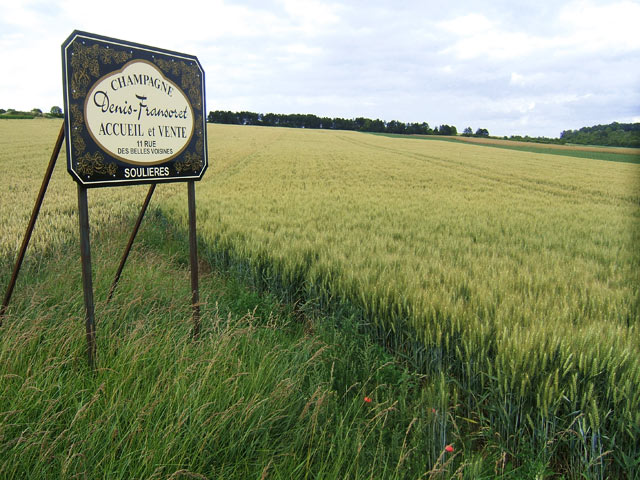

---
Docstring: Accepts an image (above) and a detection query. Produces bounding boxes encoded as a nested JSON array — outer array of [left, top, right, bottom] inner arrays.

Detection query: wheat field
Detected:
[[2, 119, 639, 475], [169, 124, 639, 472]]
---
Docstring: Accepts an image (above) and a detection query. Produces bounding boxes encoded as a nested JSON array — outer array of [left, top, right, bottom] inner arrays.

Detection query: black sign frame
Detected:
[[61, 30, 208, 187]]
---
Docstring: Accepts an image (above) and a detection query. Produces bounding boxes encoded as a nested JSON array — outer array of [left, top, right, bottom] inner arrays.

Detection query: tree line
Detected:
[[559, 122, 640, 148], [207, 110, 467, 136], [507, 122, 640, 148], [0, 107, 64, 119], [208, 111, 640, 148]]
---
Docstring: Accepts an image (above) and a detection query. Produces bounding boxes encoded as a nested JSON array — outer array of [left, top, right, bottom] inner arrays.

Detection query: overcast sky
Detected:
[[1, 0, 639, 137]]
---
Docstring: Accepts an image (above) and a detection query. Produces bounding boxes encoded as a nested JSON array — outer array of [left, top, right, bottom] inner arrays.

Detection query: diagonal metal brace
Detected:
[[1, 123, 65, 325], [106, 183, 156, 303]]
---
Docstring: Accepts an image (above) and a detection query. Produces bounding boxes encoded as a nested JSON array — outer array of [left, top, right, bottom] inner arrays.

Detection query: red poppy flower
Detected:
[[364, 396, 372, 403], [445, 445, 454, 453]]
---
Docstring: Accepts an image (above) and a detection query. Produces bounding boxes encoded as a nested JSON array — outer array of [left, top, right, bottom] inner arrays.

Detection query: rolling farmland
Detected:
[[1, 119, 639, 477]]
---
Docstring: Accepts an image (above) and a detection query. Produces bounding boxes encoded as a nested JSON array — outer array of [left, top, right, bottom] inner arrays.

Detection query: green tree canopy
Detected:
[[49, 106, 63, 118]]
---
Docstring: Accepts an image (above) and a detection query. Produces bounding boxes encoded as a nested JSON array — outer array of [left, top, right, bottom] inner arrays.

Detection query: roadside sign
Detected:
[[61, 31, 207, 187]]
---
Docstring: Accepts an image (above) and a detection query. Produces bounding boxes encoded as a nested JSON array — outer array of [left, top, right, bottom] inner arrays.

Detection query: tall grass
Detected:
[[1, 199, 461, 478]]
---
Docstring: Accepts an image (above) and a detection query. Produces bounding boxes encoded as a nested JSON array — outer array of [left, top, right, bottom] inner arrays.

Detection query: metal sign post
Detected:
[[187, 181, 200, 338], [0, 31, 209, 366], [60, 30, 208, 364], [77, 184, 97, 366]]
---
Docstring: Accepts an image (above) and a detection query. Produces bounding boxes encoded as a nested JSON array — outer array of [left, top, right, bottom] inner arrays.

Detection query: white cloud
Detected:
[[437, 13, 494, 36], [510, 71, 548, 87], [486, 97, 537, 115], [437, 1, 640, 61], [59, 0, 279, 44], [278, 0, 343, 33], [0, 1, 50, 29], [556, 0, 640, 54], [510, 72, 525, 85], [438, 22, 554, 61], [282, 43, 324, 56]]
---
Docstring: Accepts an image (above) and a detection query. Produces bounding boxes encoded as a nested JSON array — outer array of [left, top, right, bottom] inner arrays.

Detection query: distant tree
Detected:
[[262, 113, 279, 126], [386, 120, 406, 134], [0, 109, 5, 114], [208, 110, 240, 124], [354, 117, 368, 131], [320, 117, 333, 129], [305, 114, 321, 129], [239, 111, 260, 125], [438, 124, 456, 136], [463, 127, 473, 136], [414, 122, 432, 135], [369, 119, 386, 133], [406, 123, 420, 135], [30, 108, 43, 116], [49, 106, 63, 118], [475, 128, 489, 137], [333, 117, 356, 131]]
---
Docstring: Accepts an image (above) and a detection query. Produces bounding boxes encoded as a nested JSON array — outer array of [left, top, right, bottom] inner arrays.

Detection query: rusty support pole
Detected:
[[106, 183, 156, 303], [77, 184, 97, 367], [1, 123, 65, 325], [187, 181, 200, 338]]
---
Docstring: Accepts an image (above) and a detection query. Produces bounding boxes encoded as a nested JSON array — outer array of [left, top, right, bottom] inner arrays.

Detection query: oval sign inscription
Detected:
[[85, 59, 194, 165]]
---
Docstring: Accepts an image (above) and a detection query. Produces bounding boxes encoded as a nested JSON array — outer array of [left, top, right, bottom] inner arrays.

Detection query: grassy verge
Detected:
[[1, 210, 480, 479]]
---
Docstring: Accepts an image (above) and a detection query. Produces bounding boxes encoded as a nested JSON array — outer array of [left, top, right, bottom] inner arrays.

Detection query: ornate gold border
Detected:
[[70, 41, 132, 99], [153, 57, 205, 173]]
